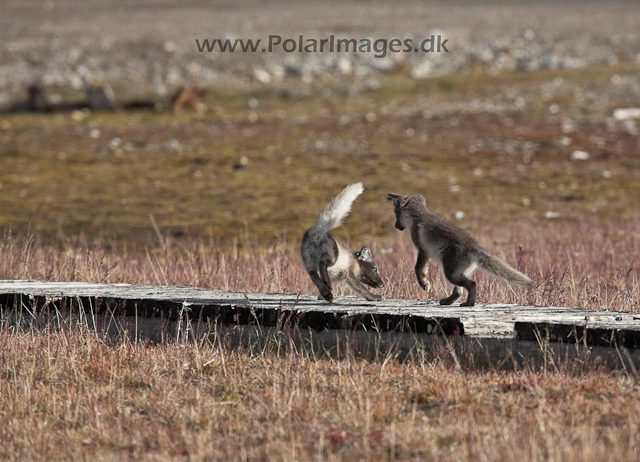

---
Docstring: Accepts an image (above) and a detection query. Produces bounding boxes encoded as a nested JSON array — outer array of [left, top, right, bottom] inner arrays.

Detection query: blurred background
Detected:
[[0, 0, 639, 307]]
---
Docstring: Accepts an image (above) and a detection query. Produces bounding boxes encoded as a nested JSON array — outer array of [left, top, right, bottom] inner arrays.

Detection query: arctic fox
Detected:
[[301, 183, 384, 303], [388, 193, 532, 306]]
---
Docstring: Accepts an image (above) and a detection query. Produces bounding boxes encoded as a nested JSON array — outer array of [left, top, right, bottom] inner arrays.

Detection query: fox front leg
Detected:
[[346, 275, 382, 302], [415, 249, 430, 291]]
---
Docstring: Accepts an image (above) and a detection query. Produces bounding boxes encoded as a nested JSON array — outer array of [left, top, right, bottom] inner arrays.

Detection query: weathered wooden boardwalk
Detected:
[[1, 279, 640, 350]]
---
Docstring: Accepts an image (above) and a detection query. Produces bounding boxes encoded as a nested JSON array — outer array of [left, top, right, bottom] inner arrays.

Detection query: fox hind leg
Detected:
[[319, 260, 332, 292], [442, 258, 477, 307], [447, 273, 476, 307], [457, 276, 476, 306], [439, 286, 461, 305], [308, 269, 333, 303]]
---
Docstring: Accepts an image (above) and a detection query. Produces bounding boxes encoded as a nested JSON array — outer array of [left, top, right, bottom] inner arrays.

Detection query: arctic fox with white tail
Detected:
[[301, 183, 384, 303], [388, 193, 533, 306]]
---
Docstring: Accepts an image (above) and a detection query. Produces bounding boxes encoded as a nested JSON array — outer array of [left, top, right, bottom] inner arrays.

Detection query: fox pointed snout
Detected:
[[395, 222, 405, 231]]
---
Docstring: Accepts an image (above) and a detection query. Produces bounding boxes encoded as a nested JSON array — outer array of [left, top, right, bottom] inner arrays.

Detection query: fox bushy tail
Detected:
[[477, 252, 533, 288], [314, 182, 364, 233]]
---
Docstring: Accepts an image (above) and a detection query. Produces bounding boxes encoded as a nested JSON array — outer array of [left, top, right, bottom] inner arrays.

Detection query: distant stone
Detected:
[[622, 120, 638, 135], [253, 67, 272, 84], [410, 60, 433, 79], [233, 156, 250, 170], [71, 110, 86, 122], [337, 58, 352, 75], [561, 119, 576, 133], [559, 136, 572, 146], [454, 211, 465, 220], [28, 85, 49, 112], [477, 48, 494, 63], [367, 57, 394, 73], [613, 108, 640, 121], [544, 211, 560, 219], [86, 84, 120, 111], [601, 170, 612, 179], [570, 150, 590, 161], [284, 62, 303, 77], [163, 139, 182, 153], [69, 74, 83, 90]]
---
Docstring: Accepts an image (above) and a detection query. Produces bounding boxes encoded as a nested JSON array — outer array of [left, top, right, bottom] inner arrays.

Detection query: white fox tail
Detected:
[[314, 182, 364, 233]]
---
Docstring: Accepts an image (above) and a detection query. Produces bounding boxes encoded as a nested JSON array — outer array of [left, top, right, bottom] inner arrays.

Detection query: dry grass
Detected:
[[0, 214, 639, 460], [1, 218, 639, 460], [2, 63, 640, 460], [1, 329, 639, 461], [2, 217, 639, 311]]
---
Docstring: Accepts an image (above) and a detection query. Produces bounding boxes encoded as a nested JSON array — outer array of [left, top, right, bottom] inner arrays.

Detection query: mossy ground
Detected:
[[1, 63, 639, 246]]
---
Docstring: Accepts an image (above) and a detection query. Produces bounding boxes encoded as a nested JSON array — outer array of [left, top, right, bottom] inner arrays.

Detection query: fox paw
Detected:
[[320, 292, 334, 303], [418, 279, 431, 292]]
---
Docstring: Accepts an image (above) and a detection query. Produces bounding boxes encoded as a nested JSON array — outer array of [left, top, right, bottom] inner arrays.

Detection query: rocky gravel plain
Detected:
[[1, 0, 640, 101]]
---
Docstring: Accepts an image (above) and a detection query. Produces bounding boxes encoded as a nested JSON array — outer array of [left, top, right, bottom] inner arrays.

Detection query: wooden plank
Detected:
[[0, 280, 463, 336], [514, 321, 640, 349], [1, 280, 640, 348]]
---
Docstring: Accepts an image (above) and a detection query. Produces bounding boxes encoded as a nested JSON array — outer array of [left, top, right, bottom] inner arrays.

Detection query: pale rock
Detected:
[[613, 108, 640, 121], [570, 150, 590, 161]]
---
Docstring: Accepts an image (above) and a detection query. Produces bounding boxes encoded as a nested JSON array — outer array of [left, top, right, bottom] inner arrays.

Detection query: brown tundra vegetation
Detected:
[[2, 55, 640, 460]]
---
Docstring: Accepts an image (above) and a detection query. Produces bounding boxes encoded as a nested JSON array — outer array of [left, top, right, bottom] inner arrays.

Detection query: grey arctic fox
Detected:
[[388, 193, 532, 306], [301, 183, 384, 303]]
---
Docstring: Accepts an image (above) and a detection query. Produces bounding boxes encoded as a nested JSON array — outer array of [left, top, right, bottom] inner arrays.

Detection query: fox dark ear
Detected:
[[387, 193, 401, 201], [356, 246, 372, 261]]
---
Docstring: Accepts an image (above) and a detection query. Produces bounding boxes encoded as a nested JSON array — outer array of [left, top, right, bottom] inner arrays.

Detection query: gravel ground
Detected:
[[1, 0, 640, 97]]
